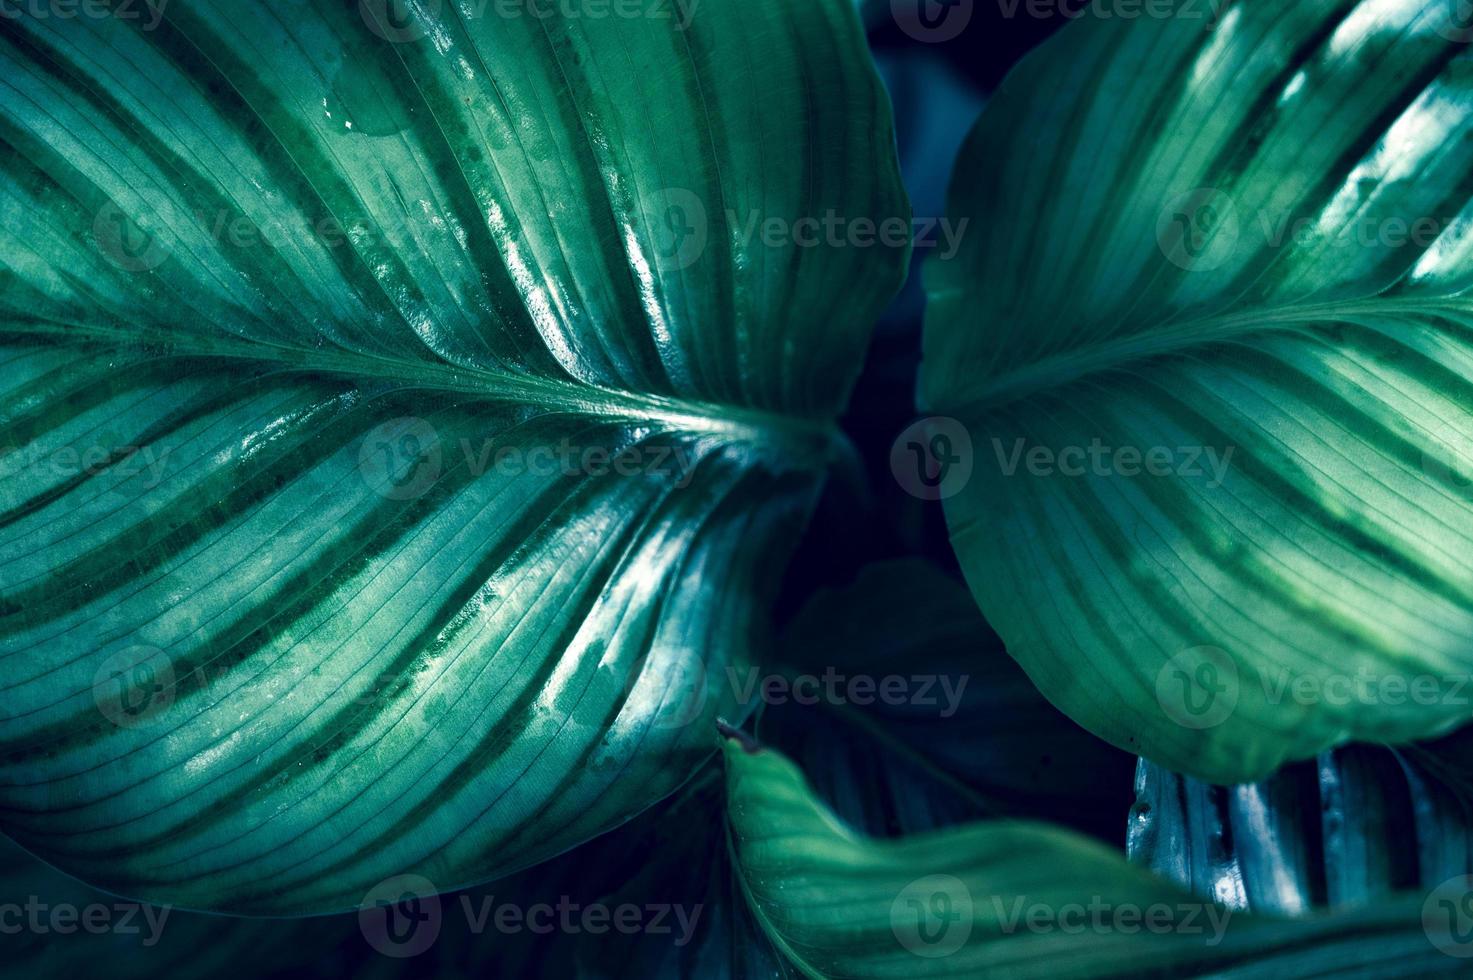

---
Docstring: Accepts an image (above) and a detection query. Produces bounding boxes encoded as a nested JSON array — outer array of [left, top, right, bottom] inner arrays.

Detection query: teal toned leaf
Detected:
[[0, 0, 907, 914], [723, 736, 1462, 978], [922, 0, 1473, 782]]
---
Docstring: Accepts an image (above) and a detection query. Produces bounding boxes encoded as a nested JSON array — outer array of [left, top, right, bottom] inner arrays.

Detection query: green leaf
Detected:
[[922, 0, 1473, 782], [0, 0, 907, 914], [723, 737, 1463, 979]]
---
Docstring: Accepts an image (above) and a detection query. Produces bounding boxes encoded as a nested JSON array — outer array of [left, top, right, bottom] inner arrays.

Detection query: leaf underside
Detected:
[[1130, 745, 1473, 915]]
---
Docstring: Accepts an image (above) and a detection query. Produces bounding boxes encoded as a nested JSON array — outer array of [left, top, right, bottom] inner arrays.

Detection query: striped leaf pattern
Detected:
[[923, 0, 1473, 783], [0, 0, 908, 913], [722, 737, 1464, 979]]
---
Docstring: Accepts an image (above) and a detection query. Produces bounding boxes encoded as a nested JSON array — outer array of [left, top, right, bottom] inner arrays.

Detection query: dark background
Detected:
[[782, 1, 1074, 619]]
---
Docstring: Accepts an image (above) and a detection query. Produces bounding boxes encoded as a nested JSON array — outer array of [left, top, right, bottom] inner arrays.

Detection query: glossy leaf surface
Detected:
[[0, 0, 907, 913]]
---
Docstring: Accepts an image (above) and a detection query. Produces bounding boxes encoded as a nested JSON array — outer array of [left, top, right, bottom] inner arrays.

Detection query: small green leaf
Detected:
[[923, 0, 1473, 782]]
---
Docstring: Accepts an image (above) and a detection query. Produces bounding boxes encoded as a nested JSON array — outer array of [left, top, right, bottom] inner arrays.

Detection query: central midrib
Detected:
[[926, 293, 1472, 417], [10, 317, 844, 460]]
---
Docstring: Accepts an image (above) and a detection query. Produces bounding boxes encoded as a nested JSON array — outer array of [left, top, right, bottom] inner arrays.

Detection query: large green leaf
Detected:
[[922, 0, 1473, 782], [0, 0, 907, 913], [723, 736, 1463, 979]]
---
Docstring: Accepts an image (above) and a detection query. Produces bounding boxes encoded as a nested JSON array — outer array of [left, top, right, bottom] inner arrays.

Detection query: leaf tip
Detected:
[[715, 718, 763, 754]]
